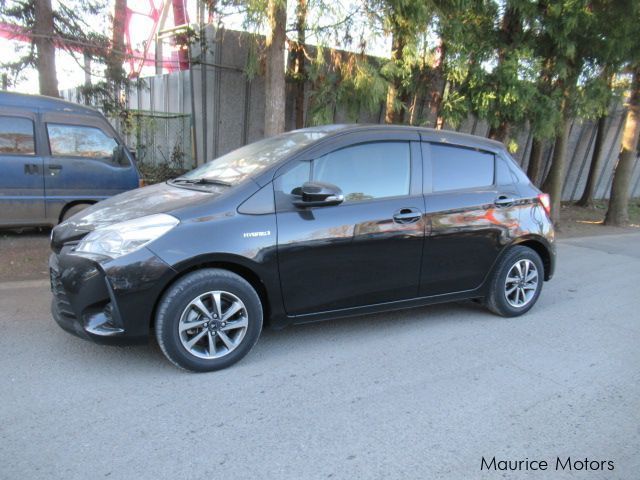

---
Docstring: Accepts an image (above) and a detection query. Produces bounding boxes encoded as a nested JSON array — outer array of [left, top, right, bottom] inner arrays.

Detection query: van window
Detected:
[[430, 144, 494, 192], [47, 124, 118, 159], [0, 116, 35, 155]]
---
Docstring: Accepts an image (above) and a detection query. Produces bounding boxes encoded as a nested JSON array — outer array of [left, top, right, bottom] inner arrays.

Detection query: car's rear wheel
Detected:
[[155, 269, 263, 372], [485, 246, 544, 317]]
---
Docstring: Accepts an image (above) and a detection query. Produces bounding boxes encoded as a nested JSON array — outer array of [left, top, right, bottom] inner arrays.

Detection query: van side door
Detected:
[[0, 111, 46, 226], [41, 113, 139, 223]]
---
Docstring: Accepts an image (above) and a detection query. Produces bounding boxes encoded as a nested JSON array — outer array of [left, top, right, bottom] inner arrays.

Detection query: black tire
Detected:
[[155, 269, 263, 372], [485, 246, 544, 317], [61, 203, 91, 222]]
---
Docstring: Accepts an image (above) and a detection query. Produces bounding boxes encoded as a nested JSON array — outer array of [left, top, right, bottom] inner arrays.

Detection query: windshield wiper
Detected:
[[171, 178, 232, 187]]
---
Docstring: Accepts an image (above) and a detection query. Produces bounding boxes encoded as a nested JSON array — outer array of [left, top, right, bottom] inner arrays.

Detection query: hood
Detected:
[[51, 182, 219, 250]]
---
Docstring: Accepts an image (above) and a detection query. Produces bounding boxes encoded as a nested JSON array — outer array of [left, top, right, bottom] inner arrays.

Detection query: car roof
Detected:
[[293, 123, 506, 152], [0, 91, 103, 117]]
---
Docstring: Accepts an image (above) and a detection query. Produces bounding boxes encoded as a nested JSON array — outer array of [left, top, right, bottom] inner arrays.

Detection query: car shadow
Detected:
[[242, 300, 496, 365], [47, 300, 496, 376]]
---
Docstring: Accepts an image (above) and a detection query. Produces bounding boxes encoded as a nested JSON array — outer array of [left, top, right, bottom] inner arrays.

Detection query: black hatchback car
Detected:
[[50, 125, 555, 371]]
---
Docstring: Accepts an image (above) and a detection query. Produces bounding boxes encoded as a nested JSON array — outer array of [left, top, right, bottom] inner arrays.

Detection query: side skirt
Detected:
[[285, 287, 486, 327]]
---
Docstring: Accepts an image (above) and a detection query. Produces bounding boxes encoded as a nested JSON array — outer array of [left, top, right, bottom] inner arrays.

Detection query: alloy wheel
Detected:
[[178, 291, 248, 359], [504, 259, 539, 308]]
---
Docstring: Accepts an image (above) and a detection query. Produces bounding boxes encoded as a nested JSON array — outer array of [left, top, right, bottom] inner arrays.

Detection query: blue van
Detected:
[[0, 91, 140, 228]]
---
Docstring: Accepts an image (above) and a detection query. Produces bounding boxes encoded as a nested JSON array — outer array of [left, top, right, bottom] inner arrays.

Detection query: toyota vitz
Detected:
[[50, 125, 555, 372]]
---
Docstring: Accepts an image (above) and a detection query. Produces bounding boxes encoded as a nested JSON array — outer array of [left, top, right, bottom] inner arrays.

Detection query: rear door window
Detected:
[[0, 116, 35, 155], [47, 124, 118, 159], [430, 143, 494, 192]]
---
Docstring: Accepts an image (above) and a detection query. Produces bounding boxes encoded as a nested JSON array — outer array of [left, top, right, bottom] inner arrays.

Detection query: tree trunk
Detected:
[[107, 0, 127, 88], [264, 0, 287, 137], [206, 0, 216, 22], [293, 0, 307, 129], [385, 30, 405, 124], [541, 115, 571, 224], [488, 122, 510, 143], [576, 113, 608, 207], [527, 137, 544, 186], [408, 92, 420, 125], [83, 53, 92, 88], [604, 66, 640, 226], [427, 40, 446, 128], [34, 0, 58, 97], [172, 0, 190, 70], [487, 5, 521, 143]]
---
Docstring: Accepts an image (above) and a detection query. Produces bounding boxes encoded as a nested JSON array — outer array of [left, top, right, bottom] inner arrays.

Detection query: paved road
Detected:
[[1, 233, 639, 480]]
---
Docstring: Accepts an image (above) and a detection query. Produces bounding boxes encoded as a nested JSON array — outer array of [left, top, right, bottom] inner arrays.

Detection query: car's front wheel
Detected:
[[155, 269, 263, 372], [485, 245, 544, 317]]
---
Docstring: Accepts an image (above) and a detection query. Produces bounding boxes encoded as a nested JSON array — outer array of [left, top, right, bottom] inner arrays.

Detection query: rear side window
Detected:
[[0, 116, 35, 155], [47, 124, 118, 159], [496, 156, 518, 186], [430, 143, 494, 192], [313, 142, 410, 202]]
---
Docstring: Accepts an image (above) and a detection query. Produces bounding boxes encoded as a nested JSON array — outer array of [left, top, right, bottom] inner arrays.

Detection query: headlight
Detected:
[[74, 214, 179, 259]]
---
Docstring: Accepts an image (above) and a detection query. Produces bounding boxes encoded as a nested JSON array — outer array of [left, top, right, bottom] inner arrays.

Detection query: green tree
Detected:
[[291, 0, 307, 128], [577, 0, 637, 208], [365, 0, 432, 124], [603, 0, 640, 225], [263, 0, 287, 136], [34, 0, 57, 95], [532, 0, 593, 224], [236, 0, 288, 135], [605, 65, 640, 225], [1, 0, 108, 96], [106, 0, 127, 89]]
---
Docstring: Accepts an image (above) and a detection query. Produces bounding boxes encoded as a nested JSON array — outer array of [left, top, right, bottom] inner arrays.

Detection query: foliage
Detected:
[[137, 163, 188, 184], [4, 0, 640, 217], [306, 48, 387, 125], [0, 0, 110, 86]]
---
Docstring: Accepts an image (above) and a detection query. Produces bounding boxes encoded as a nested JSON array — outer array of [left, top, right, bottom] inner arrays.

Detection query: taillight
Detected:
[[138, 178, 146, 188], [537, 193, 551, 215]]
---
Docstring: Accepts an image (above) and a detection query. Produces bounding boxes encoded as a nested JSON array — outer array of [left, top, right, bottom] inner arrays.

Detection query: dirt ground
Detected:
[[1, 200, 638, 283], [0, 227, 52, 282], [557, 199, 640, 237]]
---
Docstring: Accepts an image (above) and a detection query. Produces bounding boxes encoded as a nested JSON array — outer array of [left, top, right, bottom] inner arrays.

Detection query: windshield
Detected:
[[177, 130, 328, 186]]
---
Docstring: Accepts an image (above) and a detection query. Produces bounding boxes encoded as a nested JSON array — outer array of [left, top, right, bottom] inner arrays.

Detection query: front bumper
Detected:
[[49, 247, 176, 345]]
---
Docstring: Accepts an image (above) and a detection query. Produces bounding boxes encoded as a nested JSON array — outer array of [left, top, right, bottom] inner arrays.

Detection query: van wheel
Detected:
[[485, 246, 544, 317], [61, 203, 91, 222], [155, 269, 263, 372]]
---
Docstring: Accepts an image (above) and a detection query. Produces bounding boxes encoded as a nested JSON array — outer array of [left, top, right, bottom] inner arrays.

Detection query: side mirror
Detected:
[[292, 181, 344, 208], [112, 145, 131, 166]]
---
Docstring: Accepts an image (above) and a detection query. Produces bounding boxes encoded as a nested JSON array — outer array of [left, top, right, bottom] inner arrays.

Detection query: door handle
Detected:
[[24, 163, 40, 175], [494, 195, 516, 207], [48, 164, 63, 176], [393, 208, 422, 224]]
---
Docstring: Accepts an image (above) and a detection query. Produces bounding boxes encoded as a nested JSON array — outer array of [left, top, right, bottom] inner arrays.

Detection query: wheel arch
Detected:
[[58, 200, 96, 224], [507, 235, 554, 281], [149, 254, 274, 329]]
